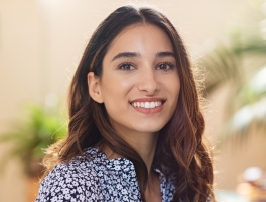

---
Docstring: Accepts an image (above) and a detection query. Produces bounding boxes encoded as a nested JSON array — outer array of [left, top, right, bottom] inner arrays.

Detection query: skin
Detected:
[[88, 24, 180, 201]]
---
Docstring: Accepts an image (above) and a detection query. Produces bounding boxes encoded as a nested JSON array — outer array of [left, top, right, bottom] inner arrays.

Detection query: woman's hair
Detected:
[[43, 4, 215, 202]]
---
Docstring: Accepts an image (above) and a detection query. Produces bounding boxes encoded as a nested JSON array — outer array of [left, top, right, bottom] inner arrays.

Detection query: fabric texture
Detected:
[[35, 147, 175, 202]]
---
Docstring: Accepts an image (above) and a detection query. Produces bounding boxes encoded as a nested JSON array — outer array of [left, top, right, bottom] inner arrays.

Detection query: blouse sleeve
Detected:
[[35, 162, 104, 202]]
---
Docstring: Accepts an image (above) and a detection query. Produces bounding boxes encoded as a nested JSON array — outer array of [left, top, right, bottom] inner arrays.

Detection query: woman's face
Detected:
[[89, 24, 180, 136]]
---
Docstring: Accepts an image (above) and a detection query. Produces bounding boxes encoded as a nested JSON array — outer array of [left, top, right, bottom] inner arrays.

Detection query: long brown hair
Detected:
[[43, 5, 215, 202]]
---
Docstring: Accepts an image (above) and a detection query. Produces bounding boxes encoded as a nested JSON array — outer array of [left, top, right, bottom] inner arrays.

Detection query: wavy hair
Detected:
[[42, 5, 215, 202]]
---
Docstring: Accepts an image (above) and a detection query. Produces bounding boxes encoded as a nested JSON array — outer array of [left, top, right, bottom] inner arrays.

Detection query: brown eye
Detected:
[[156, 62, 174, 71], [118, 63, 135, 70]]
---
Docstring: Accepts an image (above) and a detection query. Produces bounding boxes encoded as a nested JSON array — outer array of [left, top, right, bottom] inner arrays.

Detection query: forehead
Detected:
[[107, 23, 174, 54]]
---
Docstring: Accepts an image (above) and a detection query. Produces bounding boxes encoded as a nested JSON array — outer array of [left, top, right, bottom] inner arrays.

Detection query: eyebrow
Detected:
[[111, 52, 141, 61], [111, 51, 175, 62], [155, 51, 175, 58]]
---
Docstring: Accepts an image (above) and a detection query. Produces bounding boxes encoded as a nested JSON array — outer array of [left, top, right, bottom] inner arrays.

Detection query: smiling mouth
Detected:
[[130, 101, 165, 109]]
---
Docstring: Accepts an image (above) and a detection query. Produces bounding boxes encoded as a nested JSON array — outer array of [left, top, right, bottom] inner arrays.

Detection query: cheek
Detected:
[[169, 76, 180, 108], [100, 78, 132, 111], [101, 74, 134, 97], [168, 74, 180, 93]]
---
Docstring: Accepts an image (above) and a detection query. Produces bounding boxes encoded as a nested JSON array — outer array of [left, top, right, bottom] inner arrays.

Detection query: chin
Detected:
[[135, 125, 165, 134]]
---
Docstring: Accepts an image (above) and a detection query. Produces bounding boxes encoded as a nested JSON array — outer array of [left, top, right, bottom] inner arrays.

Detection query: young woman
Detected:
[[36, 4, 215, 202]]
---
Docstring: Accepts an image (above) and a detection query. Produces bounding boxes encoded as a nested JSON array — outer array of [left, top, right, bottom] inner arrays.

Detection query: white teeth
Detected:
[[131, 101, 163, 109], [145, 102, 149, 108]]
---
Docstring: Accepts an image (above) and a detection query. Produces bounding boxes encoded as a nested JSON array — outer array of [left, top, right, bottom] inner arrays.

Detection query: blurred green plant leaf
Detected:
[[202, 0, 266, 144], [0, 103, 67, 176]]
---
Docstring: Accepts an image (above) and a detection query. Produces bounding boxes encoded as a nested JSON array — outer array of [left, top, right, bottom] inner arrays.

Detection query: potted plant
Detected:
[[0, 102, 67, 201]]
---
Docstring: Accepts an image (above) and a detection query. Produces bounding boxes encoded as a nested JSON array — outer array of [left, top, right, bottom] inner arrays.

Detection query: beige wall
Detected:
[[205, 85, 266, 190], [1, 0, 264, 201], [0, 1, 41, 201]]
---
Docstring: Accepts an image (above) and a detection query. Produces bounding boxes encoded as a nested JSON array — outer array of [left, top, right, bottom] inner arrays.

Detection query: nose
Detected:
[[137, 68, 159, 95]]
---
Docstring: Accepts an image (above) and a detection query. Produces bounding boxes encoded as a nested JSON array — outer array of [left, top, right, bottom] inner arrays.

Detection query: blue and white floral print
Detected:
[[35, 147, 175, 202]]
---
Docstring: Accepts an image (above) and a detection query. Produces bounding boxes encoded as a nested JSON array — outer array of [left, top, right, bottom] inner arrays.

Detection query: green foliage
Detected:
[[202, 0, 266, 143], [0, 104, 67, 176]]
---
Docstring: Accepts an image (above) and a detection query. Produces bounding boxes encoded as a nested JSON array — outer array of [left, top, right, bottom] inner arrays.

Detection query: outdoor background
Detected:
[[1, 0, 266, 201]]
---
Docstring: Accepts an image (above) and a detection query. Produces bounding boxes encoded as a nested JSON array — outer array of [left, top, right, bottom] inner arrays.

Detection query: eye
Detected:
[[118, 62, 135, 71], [156, 62, 174, 71]]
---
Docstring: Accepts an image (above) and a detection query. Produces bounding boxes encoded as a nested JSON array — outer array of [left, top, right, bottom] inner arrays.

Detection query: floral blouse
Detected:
[[35, 147, 175, 202]]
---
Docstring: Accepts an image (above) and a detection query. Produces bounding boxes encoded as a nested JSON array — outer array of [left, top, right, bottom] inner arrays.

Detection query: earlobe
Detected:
[[87, 72, 104, 103]]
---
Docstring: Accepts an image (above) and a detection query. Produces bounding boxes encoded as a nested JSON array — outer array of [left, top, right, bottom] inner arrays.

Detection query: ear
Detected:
[[87, 72, 104, 103]]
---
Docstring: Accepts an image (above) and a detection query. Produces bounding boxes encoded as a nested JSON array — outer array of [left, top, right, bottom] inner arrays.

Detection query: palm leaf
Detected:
[[202, 0, 266, 143]]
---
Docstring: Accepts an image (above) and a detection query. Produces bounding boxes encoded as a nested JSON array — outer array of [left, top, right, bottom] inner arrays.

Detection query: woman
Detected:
[[36, 4, 215, 202]]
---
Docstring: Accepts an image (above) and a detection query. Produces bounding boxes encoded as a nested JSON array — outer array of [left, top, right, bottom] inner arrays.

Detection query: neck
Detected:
[[126, 132, 158, 173], [102, 131, 159, 174]]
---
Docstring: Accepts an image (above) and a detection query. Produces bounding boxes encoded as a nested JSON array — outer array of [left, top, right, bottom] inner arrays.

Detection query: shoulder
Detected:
[[35, 148, 104, 202]]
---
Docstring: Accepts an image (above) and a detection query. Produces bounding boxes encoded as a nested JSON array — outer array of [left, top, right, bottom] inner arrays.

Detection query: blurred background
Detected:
[[0, 0, 266, 201]]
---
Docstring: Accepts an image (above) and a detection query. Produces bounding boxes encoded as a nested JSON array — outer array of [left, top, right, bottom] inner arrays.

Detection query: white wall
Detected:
[[1, 0, 261, 201]]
